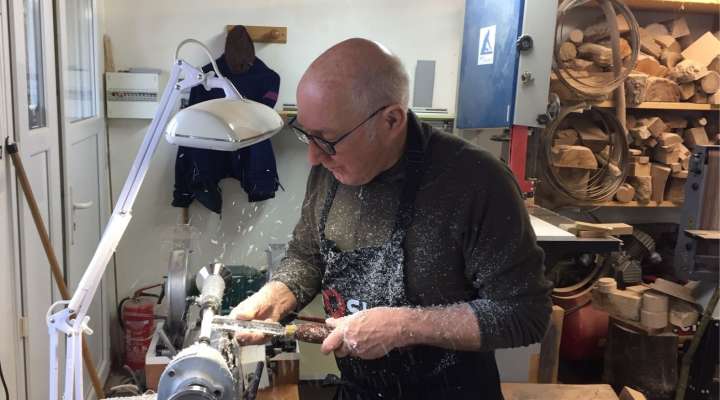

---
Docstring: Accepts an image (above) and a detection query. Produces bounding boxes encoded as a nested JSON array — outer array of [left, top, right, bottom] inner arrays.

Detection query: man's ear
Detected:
[[384, 105, 406, 132]]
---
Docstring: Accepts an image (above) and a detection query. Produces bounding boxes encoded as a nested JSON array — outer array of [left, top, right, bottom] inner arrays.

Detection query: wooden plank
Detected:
[[596, 101, 720, 110], [538, 306, 565, 384], [576, 221, 614, 232], [225, 25, 288, 44], [685, 230, 720, 240], [501, 383, 619, 400]]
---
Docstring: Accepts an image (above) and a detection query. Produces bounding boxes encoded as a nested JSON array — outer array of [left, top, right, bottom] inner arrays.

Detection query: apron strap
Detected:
[[318, 114, 431, 242], [393, 122, 428, 235]]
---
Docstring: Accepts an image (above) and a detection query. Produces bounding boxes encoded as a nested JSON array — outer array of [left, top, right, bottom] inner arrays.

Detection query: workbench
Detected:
[[529, 205, 622, 267], [256, 382, 622, 400]]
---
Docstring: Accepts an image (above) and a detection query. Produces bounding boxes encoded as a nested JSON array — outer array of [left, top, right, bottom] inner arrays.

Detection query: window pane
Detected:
[[65, 0, 97, 121], [24, 0, 46, 129]]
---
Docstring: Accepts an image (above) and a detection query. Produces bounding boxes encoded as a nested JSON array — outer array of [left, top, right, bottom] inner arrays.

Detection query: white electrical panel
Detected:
[[106, 72, 160, 119]]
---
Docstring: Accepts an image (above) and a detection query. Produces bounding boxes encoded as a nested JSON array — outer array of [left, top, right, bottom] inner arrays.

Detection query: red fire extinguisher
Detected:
[[120, 284, 162, 370]]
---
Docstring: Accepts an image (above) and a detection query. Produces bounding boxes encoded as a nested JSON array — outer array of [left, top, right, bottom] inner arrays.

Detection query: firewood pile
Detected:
[[622, 114, 718, 204], [552, 15, 720, 105]]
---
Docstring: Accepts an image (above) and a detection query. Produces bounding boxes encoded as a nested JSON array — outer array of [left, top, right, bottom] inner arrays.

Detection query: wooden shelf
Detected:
[[596, 101, 720, 111], [621, 0, 719, 14]]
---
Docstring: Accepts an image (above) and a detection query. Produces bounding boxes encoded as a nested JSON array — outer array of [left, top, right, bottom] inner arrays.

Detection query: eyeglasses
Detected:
[[288, 105, 389, 155]]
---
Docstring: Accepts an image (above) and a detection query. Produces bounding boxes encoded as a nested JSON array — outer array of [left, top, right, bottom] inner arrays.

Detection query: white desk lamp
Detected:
[[46, 39, 283, 400]]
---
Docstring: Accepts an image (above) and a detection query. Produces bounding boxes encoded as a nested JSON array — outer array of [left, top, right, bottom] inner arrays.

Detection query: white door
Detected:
[[0, 0, 23, 399], [8, 0, 63, 399], [55, 0, 112, 395]]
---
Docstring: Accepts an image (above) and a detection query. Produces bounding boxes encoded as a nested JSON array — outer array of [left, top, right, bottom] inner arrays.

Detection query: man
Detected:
[[232, 38, 553, 399]]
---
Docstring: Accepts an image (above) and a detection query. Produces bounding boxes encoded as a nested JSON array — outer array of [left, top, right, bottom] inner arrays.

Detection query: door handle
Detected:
[[73, 201, 93, 210]]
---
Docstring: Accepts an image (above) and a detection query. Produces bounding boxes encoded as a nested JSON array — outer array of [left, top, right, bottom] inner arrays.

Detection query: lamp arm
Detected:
[[48, 57, 217, 400]]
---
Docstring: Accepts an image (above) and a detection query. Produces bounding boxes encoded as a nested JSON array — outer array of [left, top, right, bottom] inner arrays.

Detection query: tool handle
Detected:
[[293, 322, 332, 344]]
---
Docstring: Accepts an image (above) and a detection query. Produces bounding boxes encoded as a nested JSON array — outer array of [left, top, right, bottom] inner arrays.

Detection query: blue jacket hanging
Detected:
[[172, 55, 281, 214]]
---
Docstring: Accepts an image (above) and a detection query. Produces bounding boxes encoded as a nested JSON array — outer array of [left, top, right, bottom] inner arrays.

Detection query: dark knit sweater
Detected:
[[271, 111, 553, 352]]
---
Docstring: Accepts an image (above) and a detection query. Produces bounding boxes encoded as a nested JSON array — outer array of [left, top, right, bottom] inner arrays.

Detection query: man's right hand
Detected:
[[229, 281, 297, 345]]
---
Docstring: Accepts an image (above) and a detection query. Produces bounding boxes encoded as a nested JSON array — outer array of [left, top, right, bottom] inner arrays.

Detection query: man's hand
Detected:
[[230, 281, 297, 345], [320, 307, 408, 360]]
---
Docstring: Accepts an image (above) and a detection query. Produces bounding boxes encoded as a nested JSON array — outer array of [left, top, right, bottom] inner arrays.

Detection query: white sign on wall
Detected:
[[477, 25, 496, 65]]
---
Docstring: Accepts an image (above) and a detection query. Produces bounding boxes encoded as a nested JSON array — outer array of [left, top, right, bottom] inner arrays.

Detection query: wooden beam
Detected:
[[225, 25, 288, 44]]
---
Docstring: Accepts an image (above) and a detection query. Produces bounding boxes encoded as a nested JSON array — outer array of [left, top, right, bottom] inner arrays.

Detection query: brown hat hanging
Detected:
[[226, 25, 255, 74]]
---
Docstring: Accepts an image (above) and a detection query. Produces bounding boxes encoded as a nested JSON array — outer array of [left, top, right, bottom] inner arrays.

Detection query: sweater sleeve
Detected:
[[269, 167, 325, 310], [463, 158, 553, 352]]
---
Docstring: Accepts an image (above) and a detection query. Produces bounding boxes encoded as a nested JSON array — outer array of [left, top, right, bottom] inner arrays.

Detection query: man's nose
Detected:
[[307, 141, 326, 166]]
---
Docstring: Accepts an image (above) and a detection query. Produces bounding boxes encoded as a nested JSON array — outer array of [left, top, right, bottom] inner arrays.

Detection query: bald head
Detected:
[[299, 38, 409, 116]]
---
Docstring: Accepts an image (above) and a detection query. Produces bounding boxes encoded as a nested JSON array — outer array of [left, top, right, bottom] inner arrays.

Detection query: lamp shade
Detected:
[[165, 97, 284, 151]]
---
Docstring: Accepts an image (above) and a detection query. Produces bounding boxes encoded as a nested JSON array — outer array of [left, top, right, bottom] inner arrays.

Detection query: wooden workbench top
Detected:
[[501, 383, 619, 400]]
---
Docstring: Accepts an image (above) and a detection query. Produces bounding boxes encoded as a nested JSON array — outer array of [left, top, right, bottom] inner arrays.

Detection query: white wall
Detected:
[[103, 0, 468, 300]]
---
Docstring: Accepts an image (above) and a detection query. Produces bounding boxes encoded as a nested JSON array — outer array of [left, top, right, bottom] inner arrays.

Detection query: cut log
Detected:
[[637, 117, 667, 137], [676, 143, 691, 159], [665, 177, 685, 203], [692, 117, 708, 127], [615, 183, 636, 203], [710, 91, 720, 104], [578, 43, 613, 67], [564, 58, 602, 73], [680, 83, 696, 101], [629, 176, 652, 203], [645, 77, 681, 102], [655, 35, 682, 53], [573, 118, 609, 152], [660, 50, 683, 69], [633, 155, 650, 164], [654, 145, 680, 164], [645, 23, 670, 38], [664, 116, 688, 129], [629, 162, 651, 177], [635, 54, 668, 77], [684, 127, 710, 147], [651, 163, 672, 202], [669, 163, 682, 173], [552, 145, 598, 169], [625, 73, 649, 105], [681, 32, 720, 68], [558, 42, 577, 62], [700, 71, 720, 94], [669, 60, 709, 83], [554, 129, 580, 146], [658, 132, 683, 147], [584, 15, 630, 41], [639, 28, 663, 59], [569, 29, 584, 45], [692, 90, 709, 104], [600, 37, 632, 60], [673, 170, 689, 179], [709, 56, 720, 74], [670, 17, 690, 39]]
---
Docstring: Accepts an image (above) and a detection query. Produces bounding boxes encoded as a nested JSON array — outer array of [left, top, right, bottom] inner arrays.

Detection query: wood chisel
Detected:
[[212, 315, 332, 344]]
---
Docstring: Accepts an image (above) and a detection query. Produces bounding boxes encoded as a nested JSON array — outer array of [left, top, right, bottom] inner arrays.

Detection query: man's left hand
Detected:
[[320, 307, 407, 360]]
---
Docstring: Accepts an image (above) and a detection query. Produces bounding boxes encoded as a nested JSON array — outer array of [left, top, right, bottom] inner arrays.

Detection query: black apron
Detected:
[[318, 123, 504, 400]]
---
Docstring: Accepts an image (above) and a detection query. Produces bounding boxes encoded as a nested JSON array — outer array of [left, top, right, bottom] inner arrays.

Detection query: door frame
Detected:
[[0, 0, 25, 398], [54, 0, 112, 391], [7, 0, 64, 398]]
